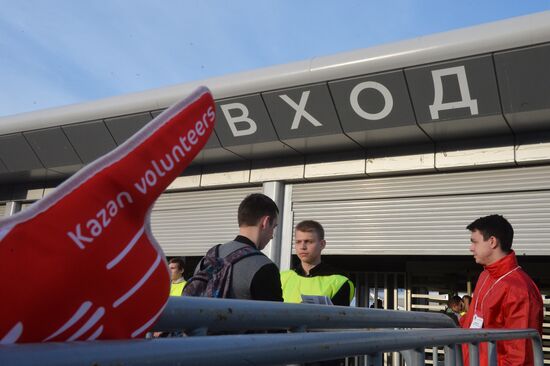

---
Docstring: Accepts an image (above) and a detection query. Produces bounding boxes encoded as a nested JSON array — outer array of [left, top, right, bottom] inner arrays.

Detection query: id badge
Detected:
[[470, 314, 484, 329]]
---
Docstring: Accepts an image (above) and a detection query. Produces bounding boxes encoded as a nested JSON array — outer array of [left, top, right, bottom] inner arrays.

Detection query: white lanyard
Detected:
[[474, 266, 520, 314]]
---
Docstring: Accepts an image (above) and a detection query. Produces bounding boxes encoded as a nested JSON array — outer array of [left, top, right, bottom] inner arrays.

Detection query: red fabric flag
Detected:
[[0, 86, 215, 343]]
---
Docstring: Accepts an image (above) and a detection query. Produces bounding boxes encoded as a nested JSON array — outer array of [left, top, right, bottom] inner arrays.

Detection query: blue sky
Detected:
[[1, 0, 549, 117]]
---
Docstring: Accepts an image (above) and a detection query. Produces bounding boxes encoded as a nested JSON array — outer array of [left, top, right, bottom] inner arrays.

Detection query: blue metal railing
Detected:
[[152, 296, 457, 334], [0, 297, 543, 366]]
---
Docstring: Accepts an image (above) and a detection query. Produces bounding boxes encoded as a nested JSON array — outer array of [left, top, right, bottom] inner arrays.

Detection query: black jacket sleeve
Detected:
[[250, 263, 283, 302], [330, 281, 351, 306]]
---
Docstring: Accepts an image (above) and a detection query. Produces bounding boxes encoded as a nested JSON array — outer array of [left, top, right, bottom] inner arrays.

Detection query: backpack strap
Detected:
[[224, 245, 262, 265], [196, 244, 222, 271], [213, 243, 222, 258]]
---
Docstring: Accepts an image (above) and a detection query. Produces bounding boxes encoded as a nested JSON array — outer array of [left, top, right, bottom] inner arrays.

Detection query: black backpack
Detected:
[[183, 243, 261, 298]]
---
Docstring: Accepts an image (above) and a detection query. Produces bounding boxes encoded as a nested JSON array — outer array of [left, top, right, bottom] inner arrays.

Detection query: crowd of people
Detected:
[[166, 193, 544, 366]]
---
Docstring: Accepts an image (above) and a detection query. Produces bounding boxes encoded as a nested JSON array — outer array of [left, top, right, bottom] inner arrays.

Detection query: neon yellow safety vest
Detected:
[[170, 281, 187, 296], [280, 270, 354, 304]]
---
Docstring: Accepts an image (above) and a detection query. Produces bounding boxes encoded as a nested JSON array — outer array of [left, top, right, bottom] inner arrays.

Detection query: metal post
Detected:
[[432, 346, 439, 366], [367, 353, 383, 366], [278, 183, 294, 271], [392, 350, 401, 365], [373, 272, 378, 309], [392, 273, 400, 366], [455, 344, 463, 366], [361, 273, 367, 307], [468, 342, 479, 366], [262, 181, 285, 267], [5, 201, 21, 216], [444, 345, 456, 366], [406, 273, 412, 311], [400, 348, 424, 366], [383, 274, 388, 366], [530, 334, 544, 366], [383, 273, 388, 309], [487, 341, 497, 366], [393, 275, 398, 310]]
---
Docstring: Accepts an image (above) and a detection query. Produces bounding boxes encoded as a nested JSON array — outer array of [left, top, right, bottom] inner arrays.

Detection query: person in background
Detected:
[[447, 295, 465, 323], [168, 257, 186, 296], [152, 257, 187, 337], [370, 299, 383, 309]]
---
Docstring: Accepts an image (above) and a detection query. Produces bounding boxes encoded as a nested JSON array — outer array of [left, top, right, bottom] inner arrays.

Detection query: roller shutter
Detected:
[[151, 186, 262, 256], [20, 202, 34, 211], [0, 203, 5, 217], [292, 165, 550, 256]]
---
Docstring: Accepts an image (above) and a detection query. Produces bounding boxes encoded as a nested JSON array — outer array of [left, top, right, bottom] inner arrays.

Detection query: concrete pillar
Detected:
[[262, 181, 285, 267]]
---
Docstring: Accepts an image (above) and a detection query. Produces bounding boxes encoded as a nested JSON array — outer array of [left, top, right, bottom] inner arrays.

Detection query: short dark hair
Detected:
[[169, 257, 185, 271], [295, 220, 325, 240], [238, 193, 279, 227], [466, 214, 514, 253], [448, 295, 463, 308]]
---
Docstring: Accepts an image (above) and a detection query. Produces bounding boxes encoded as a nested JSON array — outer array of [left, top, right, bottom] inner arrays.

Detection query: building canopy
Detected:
[[1, 11, 550, 184]]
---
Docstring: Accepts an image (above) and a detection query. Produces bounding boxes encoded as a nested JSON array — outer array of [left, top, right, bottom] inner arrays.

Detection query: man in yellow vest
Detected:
[[281, 220, 354, 306], [168, 257, 187, 296], [152, 257, 187, 338]]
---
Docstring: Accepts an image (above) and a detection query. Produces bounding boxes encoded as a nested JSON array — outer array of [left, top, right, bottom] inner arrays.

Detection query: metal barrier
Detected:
[[0, 297, 543, 366], [152, 296, 457, 334]]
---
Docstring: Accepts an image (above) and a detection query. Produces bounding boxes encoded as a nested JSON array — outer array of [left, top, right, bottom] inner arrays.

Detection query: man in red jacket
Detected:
[[461, 214, 543, 366]]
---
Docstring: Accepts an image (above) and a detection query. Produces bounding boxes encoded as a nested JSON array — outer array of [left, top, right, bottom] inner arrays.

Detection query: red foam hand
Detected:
[[0, 87, 215, 343]]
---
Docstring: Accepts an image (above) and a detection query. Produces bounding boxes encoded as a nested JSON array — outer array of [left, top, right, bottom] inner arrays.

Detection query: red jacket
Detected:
[[461, 251, 543, 366]]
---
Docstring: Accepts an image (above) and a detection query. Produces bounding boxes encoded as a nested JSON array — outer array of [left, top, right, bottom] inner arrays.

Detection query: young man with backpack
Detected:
[[184, 193, 283, 302]]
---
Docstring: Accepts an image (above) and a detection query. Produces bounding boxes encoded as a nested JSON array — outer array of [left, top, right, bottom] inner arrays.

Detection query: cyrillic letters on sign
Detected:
[[279, 91, 323, 129], [220, 103, 257, 137], [429, 66, 478, 120], [349, 81, 394, 121]]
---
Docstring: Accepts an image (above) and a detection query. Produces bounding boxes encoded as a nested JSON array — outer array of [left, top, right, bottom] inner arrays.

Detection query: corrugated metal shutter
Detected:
[[20, 202, 35, 211], [292, 165, 550, 256], [0, 203, 6, 217], [151, 186, 262, 256]]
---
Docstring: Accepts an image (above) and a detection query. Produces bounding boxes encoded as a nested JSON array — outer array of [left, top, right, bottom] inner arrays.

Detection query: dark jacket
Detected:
[[214, 235, 283, 302]]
